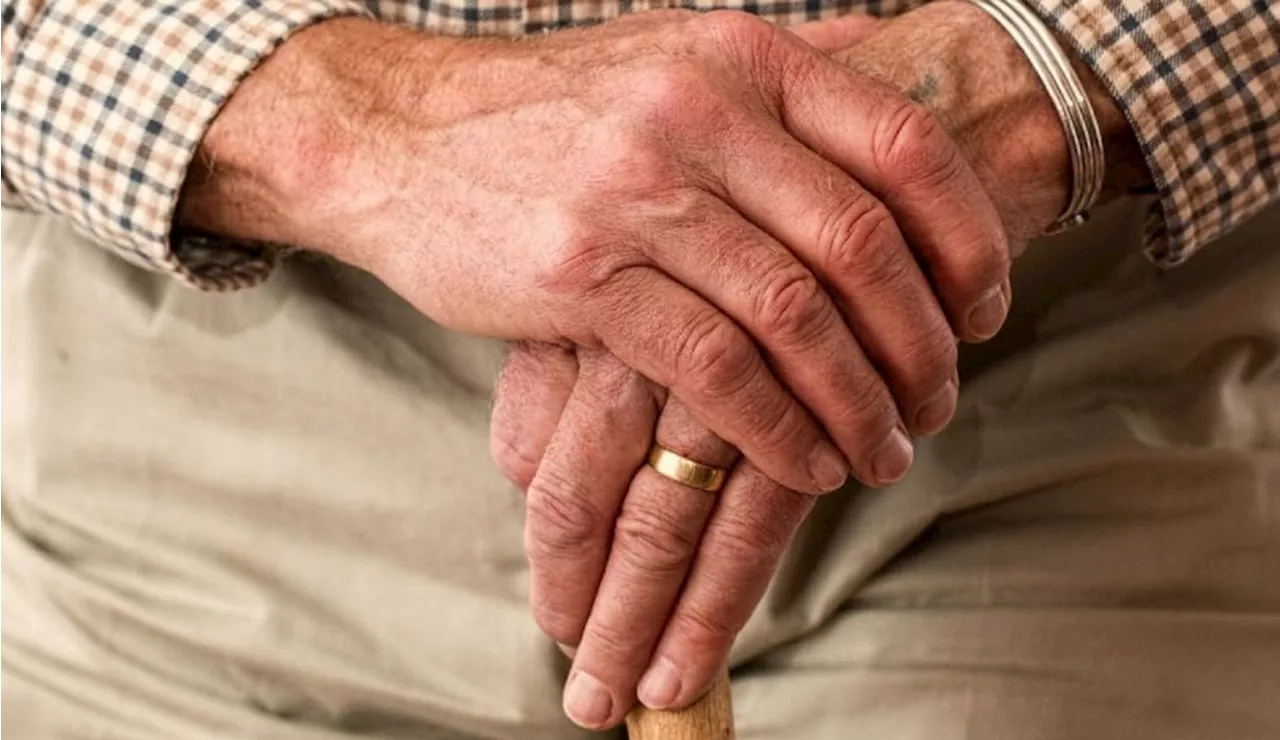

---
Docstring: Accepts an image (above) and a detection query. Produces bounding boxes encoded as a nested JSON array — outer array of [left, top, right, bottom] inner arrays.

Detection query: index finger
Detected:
[[561, 402, 738, 730]]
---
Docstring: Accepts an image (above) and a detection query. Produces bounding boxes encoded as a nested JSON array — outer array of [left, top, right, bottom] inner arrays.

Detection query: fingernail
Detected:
[[967, 285, 1008, 340], [557, 642, 577, 659], [914, 379, 958, 434], [871, 428, 913, 484], [808, 441, 849, 492], [563, 670, 613, 728], [637, 656, 682, 709]]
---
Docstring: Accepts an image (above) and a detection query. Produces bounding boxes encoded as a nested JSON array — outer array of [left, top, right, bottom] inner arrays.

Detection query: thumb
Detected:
[[788, 14, 885, 52]]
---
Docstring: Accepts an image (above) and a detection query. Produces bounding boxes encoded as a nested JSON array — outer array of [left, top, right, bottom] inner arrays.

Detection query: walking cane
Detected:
[[625, 665, 734, 739]]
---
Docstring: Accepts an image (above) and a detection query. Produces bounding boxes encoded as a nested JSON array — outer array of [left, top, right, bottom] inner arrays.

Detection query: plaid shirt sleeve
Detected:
[[1025, 0, 1279, 267], [2, 0, 1277, 290], [1, 0, 370, 290]]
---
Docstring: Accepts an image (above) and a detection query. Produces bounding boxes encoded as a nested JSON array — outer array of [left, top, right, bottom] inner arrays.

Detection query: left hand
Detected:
[[492, 2, 1150, 730], [494, 343, 820, 730]]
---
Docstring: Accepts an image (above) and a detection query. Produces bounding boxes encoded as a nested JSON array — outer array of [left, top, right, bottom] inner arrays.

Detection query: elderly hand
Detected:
[[495, 343, 820, 730], [181, 9, 1009, 496], [492, 2, 1150, 730]]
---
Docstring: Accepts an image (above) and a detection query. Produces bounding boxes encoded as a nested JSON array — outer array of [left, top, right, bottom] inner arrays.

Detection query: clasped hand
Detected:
[[183, 2, 1100, 727], [480, 8, 1024, 732]]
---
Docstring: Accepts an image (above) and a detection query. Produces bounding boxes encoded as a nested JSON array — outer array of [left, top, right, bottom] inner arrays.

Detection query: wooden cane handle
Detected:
[[624, 666, 734, 740]]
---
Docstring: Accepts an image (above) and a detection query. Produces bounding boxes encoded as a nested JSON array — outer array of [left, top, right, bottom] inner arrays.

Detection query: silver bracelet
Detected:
[[969, 0, 1105, 233]]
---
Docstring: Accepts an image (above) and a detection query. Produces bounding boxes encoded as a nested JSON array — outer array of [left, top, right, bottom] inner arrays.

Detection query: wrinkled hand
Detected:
[[830, 3, 1148, 248], [183, 9, 1009, 495], [493, 343, 820, 730], [489, 3, 1134, 730]]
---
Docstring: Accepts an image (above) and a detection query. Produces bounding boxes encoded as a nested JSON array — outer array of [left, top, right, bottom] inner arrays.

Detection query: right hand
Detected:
[[182, 11, 1010, 492]]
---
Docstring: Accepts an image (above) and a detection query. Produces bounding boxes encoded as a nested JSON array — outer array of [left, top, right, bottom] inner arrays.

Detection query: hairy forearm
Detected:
[[176, 18, 461, 269]]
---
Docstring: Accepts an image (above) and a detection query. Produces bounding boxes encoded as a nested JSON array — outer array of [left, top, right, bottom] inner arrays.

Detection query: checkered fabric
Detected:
[[1026, 0, 1279, 266], [2, 1, 1277, 288]]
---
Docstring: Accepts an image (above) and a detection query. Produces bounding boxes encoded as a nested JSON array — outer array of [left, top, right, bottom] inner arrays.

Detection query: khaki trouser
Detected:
[[3, 199, 1279, 740]]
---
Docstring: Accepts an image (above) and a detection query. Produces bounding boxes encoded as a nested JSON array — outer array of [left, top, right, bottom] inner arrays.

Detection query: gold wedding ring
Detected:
[[646, 443, 728, 493]]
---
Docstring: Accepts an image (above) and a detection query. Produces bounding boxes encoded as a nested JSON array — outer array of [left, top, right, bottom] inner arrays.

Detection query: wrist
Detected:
[[838, 1, 1149, 248], [176, 17, 455, 269]]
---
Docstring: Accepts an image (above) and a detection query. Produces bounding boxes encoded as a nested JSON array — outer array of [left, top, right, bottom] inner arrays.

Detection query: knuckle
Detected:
[[525, 475, 608, 557], [581, 619, 635, 662], [886, 321, 958, 408], [875, 101, 962, 188], [740, 392, 804, 459], [534, 218, 646, 300], [821, 194, 902, 278], [637, 187, 720, 243], [630, 61, 716, 130], [692, 11, 799, 107], [901, 319, 958, 376], [754, 271, 833, 349], [671, 601, 739, 650], [533, 215, 611, 294], [708, 519, 787, 574], [859, 246, 916, 295], [671, 312, 755, 396], [575, 354, 639, 408], [612, 504, 699, 577], [590, 128, 674, 189], [844, 369, 896, 425]]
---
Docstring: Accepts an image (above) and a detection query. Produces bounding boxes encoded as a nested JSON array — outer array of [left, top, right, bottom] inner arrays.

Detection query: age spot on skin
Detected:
[[906, 72, 940, 104]]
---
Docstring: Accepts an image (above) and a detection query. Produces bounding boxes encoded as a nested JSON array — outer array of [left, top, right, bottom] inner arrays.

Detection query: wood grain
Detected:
[[624, 666, 734, 740]]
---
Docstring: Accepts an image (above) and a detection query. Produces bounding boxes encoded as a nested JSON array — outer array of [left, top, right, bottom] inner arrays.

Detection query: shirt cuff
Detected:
[[2, 0, 371, 290], [1023, 0, 1280, 267]]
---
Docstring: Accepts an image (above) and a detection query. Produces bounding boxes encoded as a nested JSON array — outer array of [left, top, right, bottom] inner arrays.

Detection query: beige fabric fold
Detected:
[[4, 199, 1278, 739]]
